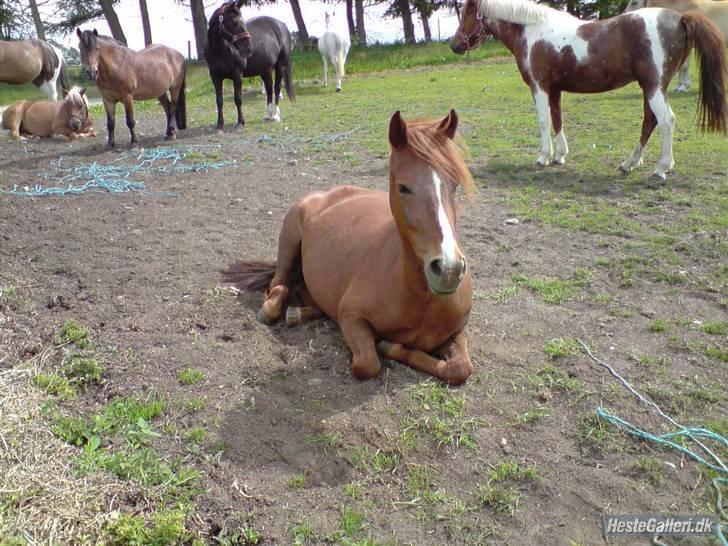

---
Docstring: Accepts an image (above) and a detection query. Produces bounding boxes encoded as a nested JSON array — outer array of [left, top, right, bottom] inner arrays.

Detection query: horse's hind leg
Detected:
[[549, 91, 568, 165], [620, 94, 656, 174], [321, 55, 329, 87], [272, 66, 283, 122], [212, 75, 225, 132], [261, 71, 277, 122], [286, 286, 323, 326], [233, 75, 244, 128], [648, 91, 675, 180], [675, 56, 691, 92], [158, 93, 175, 140], [121, 95, 140, 148]]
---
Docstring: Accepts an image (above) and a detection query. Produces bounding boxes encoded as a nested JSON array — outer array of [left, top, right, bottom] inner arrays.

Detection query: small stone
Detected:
[[504, 218, 520, 225]]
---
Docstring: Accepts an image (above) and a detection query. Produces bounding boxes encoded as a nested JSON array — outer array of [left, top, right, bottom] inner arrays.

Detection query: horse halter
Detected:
[[454, 11, 488, 51], [218, 14, 251, 43]]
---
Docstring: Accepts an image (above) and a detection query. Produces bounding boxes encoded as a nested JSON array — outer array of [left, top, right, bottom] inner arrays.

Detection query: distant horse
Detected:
[[223, 110, 476, 386], [318, 12, 350, 92], [2, 87, 95, 140], [624, 0, 728, 92], [76, 29, 186, 149], [205, 0, 294, 130], [0, 39, 69, 101], [451, 0, 728, 180]]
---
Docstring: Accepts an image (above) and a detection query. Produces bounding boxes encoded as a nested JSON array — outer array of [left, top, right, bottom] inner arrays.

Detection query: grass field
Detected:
[[1, 39, 727, 545]]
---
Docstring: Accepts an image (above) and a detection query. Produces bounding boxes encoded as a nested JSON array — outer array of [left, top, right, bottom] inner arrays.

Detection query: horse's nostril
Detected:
[[430, 258, 443, 277]]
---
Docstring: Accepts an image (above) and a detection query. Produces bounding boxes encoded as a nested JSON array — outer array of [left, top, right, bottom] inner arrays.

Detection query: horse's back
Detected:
[[318, 31, 349, 57], [243, 16, 293, 76], [0, 40, 43, 84]]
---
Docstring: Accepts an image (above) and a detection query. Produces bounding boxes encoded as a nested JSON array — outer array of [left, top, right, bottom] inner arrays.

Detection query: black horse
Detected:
[[204, 0, 295, 131]]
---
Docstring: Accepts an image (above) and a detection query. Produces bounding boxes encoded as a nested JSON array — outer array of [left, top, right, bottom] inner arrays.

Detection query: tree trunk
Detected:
[[189, 0, 207, 59], [138, 0, 152, 46], [289, 0, 309, 45], [345, 0, 355, 44], [421, 13, 431, 42], [98, 0, 127, 44], [354, 0, 366, 45], [28, 0, 46, 40], [397, 0, 415, 44]]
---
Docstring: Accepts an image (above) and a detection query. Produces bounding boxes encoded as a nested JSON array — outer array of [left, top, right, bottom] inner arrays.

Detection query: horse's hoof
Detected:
[[674, 86, 690, 93], [336, 88, 342, 93], [553, 157, 566, 165], [165, 133, 177, 141], [272, 115, 281, 123], [256, 308, 275, 325], [286, 307, 301, 326], [536, 158, 551, 167]]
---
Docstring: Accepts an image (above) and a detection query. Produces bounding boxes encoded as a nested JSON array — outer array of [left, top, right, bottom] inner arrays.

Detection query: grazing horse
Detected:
[[318, 12, 351, 92], [451, 0, 728, 180], [0, 39, 69, 101], [224, 110, 476, 386], [624, 0, 728, 92], [2, 87, 95, 140], [205, 0, 294, 130], [76, 29, 187, 149]]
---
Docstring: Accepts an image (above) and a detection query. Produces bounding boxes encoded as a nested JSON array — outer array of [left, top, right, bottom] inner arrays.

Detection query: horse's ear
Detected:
[[62, 88, 69, 98], [437, 109, 458, 140], [93, 29, 98, 36], [389, 111, 408, 149], [79, 87, 87, 96], [76, 28, 82, 39]]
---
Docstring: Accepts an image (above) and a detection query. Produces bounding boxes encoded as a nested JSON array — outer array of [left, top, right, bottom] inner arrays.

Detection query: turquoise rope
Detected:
[[1, 147, 233, 197], [578, 340, 727, 545]]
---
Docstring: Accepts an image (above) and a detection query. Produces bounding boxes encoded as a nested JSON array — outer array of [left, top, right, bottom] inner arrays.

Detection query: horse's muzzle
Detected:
[[68, 116, 82, 132], [425, 256, 467, 296], [85, 68, 98, 81]]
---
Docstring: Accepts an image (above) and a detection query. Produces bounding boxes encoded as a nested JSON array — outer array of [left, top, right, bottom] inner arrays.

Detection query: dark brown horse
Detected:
[[0, 39, 69, 101], [76, 29, 186, 148], [451, 0, 728, 180], [224, 111, 476, 385]]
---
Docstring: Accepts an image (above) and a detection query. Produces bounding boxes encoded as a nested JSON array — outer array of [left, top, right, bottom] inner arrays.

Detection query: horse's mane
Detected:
[[478, 0, 564, 25], [206, 6, 229, 53], [64, 87, 86, 108], [96, 34, 128, 47], [403, 119, 475, 196]]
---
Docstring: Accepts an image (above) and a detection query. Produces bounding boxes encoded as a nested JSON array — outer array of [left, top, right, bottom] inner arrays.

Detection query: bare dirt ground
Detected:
[[1, 105, 726, 545]]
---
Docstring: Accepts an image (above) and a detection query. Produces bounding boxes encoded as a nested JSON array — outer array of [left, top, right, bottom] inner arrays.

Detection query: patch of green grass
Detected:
[[632, 456, 665, 487], [309, 432, 341, 454], [343, 481, 365, 500], [287, 472, 308, 489], [182, 426, 206, 446], [217, 525, 262, 546], [701, 321, 727, 336], [401, 382, 480, 449], [594, 293, 613, 304], [648, 319, 670, 333], [289, 521, 318, 545], [491, 284, 518, 303], [339, 506, 367, 539], [531, 365, 586, 396], [0, 285, 17, 301], [183, 396, 207, 413], [488, 460, 540, 483], [578, 412, 622, 453], [177, 367, 204, 386], [475, 484, 520, 517], [349, 446, 399, 475], [31, 373, 76, 400], [543, 337, 581, 359], [63, 356, 104, 384], [103, 507, 193, 545], [512, 407, 548, 426], [406, 464, 442, 503], [512, 272, 586, 304], [54, 319, 91, 349]]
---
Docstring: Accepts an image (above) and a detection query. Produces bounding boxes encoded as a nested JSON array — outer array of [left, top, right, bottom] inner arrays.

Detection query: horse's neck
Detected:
[[98, 41, 124, 75], [491, 21, 528, 58]]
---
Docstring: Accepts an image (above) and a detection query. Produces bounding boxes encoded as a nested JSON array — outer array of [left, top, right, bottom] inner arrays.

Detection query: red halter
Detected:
[[453, 11, 488, 51]]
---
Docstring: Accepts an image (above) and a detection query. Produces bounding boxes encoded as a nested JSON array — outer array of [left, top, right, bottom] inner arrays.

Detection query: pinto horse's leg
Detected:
[[377, 331, 473, 386], [261, 71, 275, 122], [341, 317, 382, 380], [549, 91, 568, 165], [212, 75, 225, 133], [620, 94, 656, 174], [532, 87, 554, 166], [103, 99, 116, 149], [675, 57, 691, 93], [648, 91, 676, 180], [233, 75, 244, 129]]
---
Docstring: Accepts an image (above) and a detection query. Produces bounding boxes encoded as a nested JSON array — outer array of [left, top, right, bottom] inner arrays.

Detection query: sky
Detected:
[[45, 0, 463, 58]]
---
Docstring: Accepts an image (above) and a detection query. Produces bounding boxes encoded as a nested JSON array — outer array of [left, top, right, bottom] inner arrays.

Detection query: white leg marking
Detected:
[[40, 80, 57, 102], [263, 102, 273, 121], [272, 104, 281, 123], [532, 88, 553, 166], [432, 171, 458, 265], [648, 92, 675, 180], [554, 130, 569, 165], [619, 143, 645, 173]]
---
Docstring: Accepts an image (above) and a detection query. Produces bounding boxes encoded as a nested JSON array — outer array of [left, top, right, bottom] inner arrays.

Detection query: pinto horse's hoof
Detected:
[[256, 308, 276, 325]]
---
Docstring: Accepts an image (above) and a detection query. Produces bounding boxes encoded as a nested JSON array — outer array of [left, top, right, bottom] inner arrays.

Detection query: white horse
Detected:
[[624, 0, 728, 92], [318, 13, 350, 92]]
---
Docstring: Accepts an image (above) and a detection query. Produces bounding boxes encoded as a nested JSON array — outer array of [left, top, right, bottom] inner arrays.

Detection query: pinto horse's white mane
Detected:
[[478, 0, 565, 25]]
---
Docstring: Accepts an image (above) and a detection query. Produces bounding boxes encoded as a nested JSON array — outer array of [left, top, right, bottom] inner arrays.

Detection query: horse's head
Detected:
[[216, 1, 254, 59], [451, 0, 491, 54], [623, 0, 646, 12], [76, 28, 100, 80], [60, 87, 88, 132], [388, 110, 474, 296]]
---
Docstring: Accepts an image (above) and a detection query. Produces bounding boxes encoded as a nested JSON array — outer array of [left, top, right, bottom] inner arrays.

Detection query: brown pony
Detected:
[[224, 110, 476, 385], [451, 0, 728, 180], [76, 29, 186, 149], [2, 87, 95, 140]]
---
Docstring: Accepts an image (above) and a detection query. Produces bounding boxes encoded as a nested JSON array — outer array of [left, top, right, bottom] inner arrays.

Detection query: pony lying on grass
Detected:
[[224, 110, 476, 386], [2, 87, 95, 140]]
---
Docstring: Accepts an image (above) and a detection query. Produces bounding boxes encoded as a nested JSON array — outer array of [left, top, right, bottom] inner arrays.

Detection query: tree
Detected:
[[28, 0, 46, 40], [97, 0, 126, 43], [50, 0, 126, 43], [138, 0, 152, 45], [385, 0, 415, 44], [412, 0, 438, 42], [289, 0, 309, 44], [354, 0, 366, 44], [345, 0, 355, 43]]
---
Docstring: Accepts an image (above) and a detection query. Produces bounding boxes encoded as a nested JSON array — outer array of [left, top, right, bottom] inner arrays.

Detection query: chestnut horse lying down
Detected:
[[2, 87, 95, 140], [225, 110, 476, 385]]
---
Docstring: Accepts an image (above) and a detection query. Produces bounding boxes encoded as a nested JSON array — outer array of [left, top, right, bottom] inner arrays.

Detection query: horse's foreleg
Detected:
[[121, 96, 139, 148], [233, 76, 244, 128], [341, 316, 382, 380], [103, 99, 116, 149], [213, 76, 225, 132], [549, 91, 568, 165], [675, 56, 691, 93], [377, 331, 473, 386], [647, 91, 675, 180], [321, 55, 329, 87], [532, 87, 553, 166], [620, 94, 656, 175]]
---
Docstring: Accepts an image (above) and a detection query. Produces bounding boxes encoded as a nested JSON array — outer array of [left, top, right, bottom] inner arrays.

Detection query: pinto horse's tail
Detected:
[[222, 261, 276, 292], [175, 65, 187, 130], [681, 11, 728, 134]]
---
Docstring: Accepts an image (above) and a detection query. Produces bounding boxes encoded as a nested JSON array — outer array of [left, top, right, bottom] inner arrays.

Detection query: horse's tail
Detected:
[[176, 65, 187, 130], [58, 55, 71, 95], [221, 261, 276, 292], [284, 57, 295, 102], [681, 11, 728, 133]]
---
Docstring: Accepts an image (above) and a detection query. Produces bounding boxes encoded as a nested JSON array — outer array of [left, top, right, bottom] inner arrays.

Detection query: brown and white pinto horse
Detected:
[[224, 111, 476, 385], [451, 0, 728, 180]]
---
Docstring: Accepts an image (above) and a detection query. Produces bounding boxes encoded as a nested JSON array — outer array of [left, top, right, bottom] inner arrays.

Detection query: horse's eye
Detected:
[[398, 184, 412, 195]]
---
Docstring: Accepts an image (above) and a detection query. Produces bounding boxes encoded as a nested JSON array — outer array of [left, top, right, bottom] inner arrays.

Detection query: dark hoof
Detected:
[[256, 308, 275, 325], [215, 127, 224, 135], [235, 123, 244, 131], [165, 132, 177, 141], [336, 88, 342, 93], [105, 143, 115, 151]]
